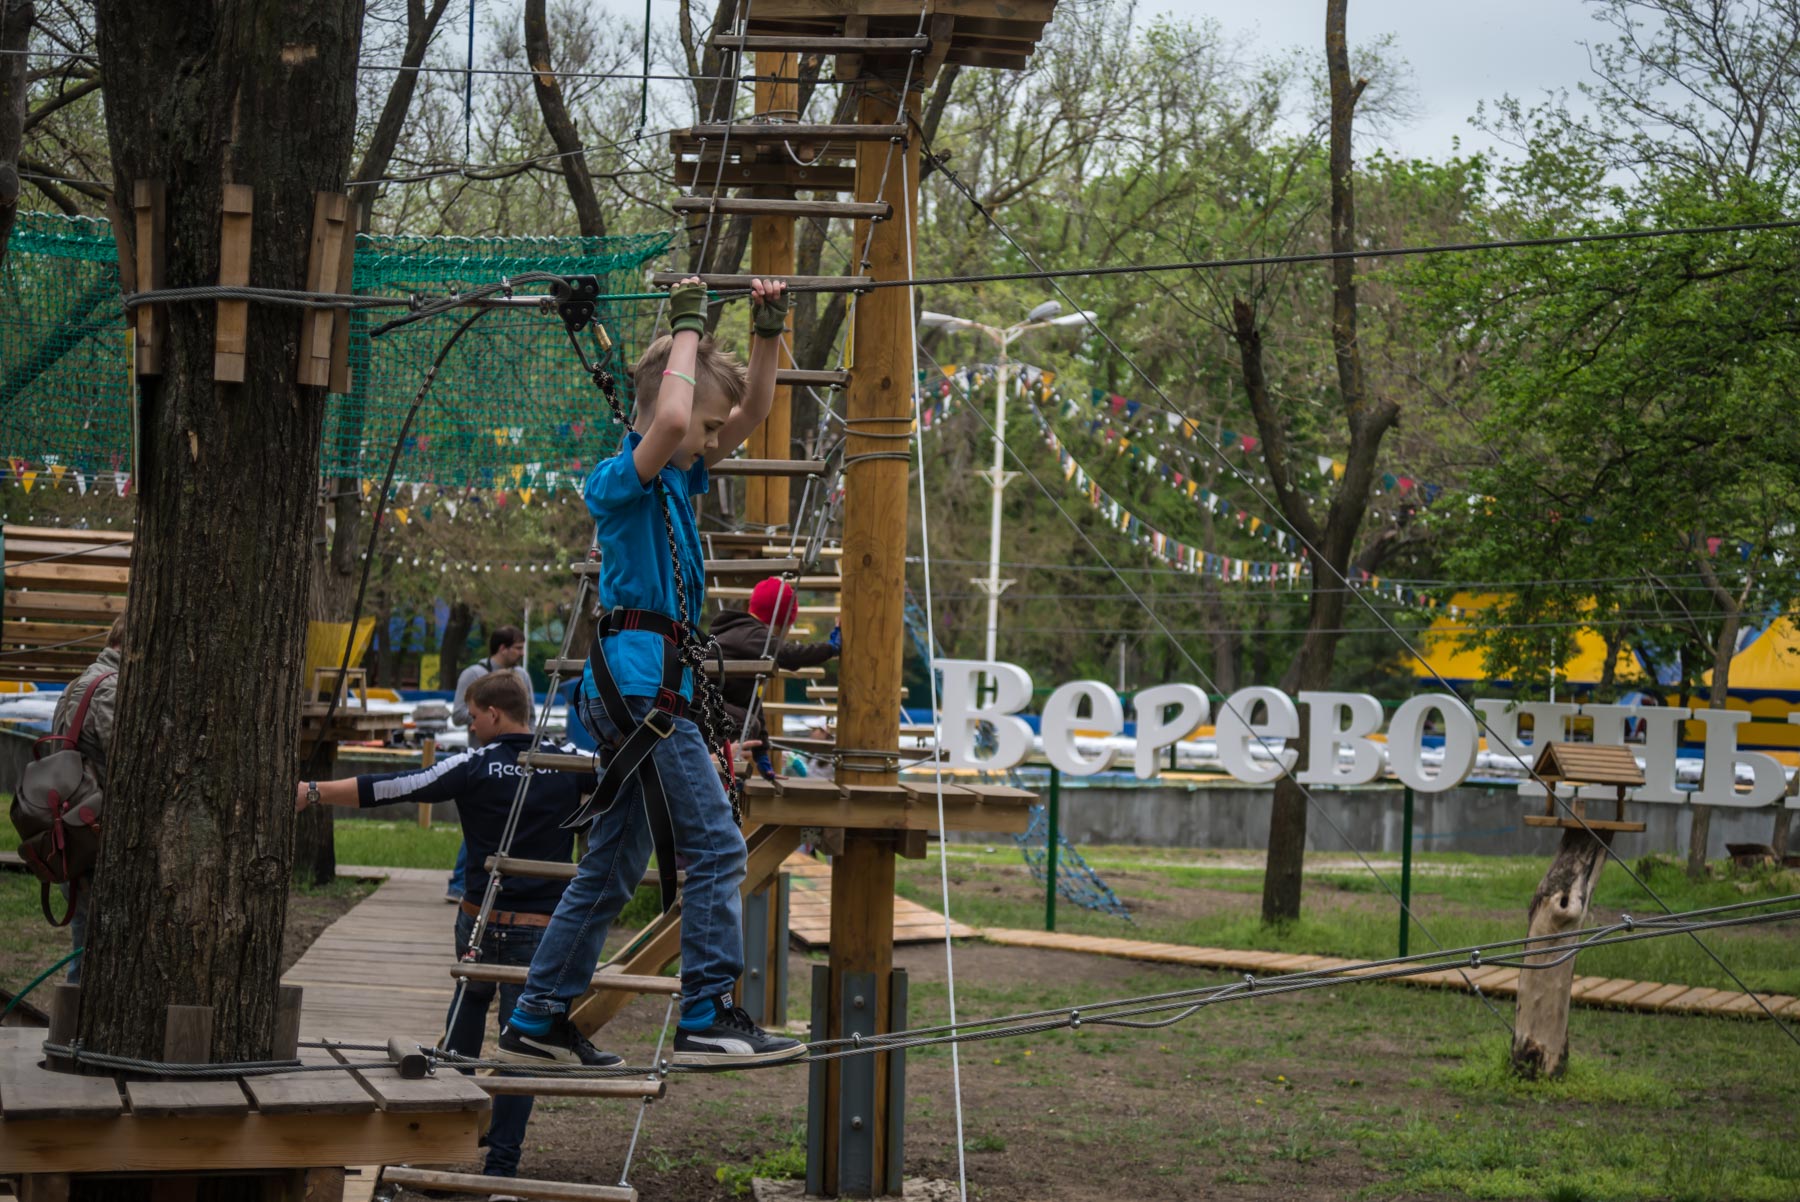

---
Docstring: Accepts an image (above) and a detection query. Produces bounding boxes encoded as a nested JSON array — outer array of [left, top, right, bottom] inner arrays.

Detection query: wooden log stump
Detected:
[[1511, 827, 1614, 1079]]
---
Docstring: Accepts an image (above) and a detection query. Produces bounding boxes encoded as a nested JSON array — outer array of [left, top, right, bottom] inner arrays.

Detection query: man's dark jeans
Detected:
[[448, 909, 544, 1177]]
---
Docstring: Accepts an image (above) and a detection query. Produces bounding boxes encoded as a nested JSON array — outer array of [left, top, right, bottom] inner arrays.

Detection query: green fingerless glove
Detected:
[[752, 290, 789, 340], [668, 282, 708, 336]]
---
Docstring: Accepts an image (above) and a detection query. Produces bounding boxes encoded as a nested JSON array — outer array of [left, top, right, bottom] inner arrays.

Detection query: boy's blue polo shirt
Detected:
[[581, 431, 710, 703]]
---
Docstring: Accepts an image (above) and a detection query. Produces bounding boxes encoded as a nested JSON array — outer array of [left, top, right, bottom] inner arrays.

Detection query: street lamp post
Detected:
[[919, 301, 1095, 668]]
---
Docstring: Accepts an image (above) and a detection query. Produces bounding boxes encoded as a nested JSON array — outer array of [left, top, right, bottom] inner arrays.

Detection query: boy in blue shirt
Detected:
[[498, 276, 805, 1067]]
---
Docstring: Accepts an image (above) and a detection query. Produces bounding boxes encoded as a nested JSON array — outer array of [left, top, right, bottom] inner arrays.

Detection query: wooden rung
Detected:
[[775, 368, 850, 387], [380, 1167, 637, 1201], [764, 702, 838, 716], [686, 122, 907, 144], [710, 589, 839, 614], [673, 196, 889, 220], [487, 854, 577, 881], [808, 686, 906, 700], [542, 657, 776, 677], [709, 557, 802, 575], [762, 544, 840, 557], [648, 272, 872, 292], [477, 1075, 666, 1099], [673, 159, 856, 192], [711, 34, 930, 53], [708, 458, 830, 478], [450, 963, 681, 995], [572, 558, 804, 577], [517, 750, 599, 773]]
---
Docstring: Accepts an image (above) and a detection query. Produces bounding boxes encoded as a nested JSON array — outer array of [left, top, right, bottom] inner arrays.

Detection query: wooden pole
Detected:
[[745, 51, 799, 533], [822, 82, 920, 1198], [739, 49, 801, 1030], [1511, 824, 1614, 1079]]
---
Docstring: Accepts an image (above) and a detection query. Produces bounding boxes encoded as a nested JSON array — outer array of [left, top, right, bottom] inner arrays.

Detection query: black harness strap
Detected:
[[562, 606, 687, 911]]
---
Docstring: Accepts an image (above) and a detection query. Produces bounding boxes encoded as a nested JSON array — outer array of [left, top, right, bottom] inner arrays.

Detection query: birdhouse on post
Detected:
[[1525, 741, 1647, 833], [1512, 741, 1647, 1080]]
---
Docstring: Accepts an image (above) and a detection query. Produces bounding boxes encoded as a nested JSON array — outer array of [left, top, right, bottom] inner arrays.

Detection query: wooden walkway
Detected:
[[286, 868, 453, 1044], [783, 853, 977, 947], [981, 928, 1800, 1019]]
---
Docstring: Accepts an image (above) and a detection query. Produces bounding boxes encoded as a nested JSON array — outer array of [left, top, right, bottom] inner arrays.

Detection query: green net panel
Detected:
[[0, 213, 672, 490]]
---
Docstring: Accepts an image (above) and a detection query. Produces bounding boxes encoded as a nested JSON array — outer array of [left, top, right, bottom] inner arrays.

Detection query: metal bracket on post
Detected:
[[805, 963, 829, 1197], [741, 884, 771, 1020], [837, 970, 878, 1196], [885, 967, 908, 1196]]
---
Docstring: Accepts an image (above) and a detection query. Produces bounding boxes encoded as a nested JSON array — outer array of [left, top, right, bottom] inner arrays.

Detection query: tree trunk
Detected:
[[1512, 827, 1613, 1079], [1689, 559, 1743, 880], [523, 0, 605, 238], [78, 0, 362, 1068], [1239, 0, 1399, 925], [293, 746, 338, 888], [1772, 806, 1793, 860], [0, 0, 32, 266], [438, 600, 474, 688]]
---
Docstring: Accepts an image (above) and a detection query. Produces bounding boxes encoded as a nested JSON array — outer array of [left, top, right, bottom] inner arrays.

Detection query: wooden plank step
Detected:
[[673, 196, 888, 220], [711, 589, 839, 612], [476, 1074, 665, 1099], [711, 34, 930, 53], [775, 368, 849, 387], [542, 657, 775, 677], [709, 458, 830, 478], [686, 122, 907, 144], [450, 964, 682, 995], [381, 1167, 635, 1201], [571, 558, 799, 577], [240, 1049, 380, 1115], [2, 562, 130, 595], [673, 160, 856, 192], [0, 1044, 123, 1120], [517, 750, 599, 773], [3, 524, 135, 544], [333, 1047, 493, 1114], [649, 272, 872, 292]]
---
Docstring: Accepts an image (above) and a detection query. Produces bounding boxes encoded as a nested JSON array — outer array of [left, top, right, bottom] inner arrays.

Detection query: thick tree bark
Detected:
[[1512, 827, 1613, 1079], [0, 0, 32, 266], [524, 0, 605, 238], [79, 0, 362, 1067]]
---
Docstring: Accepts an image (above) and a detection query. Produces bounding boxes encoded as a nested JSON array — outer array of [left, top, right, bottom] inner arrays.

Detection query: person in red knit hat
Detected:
[[708, 577, 840, 779]]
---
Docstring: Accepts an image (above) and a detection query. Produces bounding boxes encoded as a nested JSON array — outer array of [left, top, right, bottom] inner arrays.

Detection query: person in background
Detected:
[[708, 577, 839, 782], [445, 624, 537, 902], [295, 671, 594, 1185], [50, 614, 125, 983]]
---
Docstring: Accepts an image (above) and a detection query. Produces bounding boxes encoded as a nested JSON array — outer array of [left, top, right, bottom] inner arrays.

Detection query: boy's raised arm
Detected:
[[634, 279, 707, 483], [708, 278, 786, 465]]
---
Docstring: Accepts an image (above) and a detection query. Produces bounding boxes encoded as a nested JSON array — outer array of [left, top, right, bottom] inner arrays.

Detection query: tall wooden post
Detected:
[[740, 50, 801, 1029], [746, 51, 799, 533], [824, 82, 920, 1198]]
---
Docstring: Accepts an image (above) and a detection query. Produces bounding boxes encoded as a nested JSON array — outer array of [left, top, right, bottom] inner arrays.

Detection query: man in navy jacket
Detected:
[[295, 672, 599, 1185]]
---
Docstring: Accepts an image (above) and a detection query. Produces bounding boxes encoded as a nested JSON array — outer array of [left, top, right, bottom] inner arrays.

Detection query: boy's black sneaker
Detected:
[[495, 1014, 622, 1067], [673, 1001, 807, 1067]]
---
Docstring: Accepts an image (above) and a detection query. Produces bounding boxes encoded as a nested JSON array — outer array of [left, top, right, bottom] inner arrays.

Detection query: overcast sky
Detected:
[[1149, 0, 1607, 161]]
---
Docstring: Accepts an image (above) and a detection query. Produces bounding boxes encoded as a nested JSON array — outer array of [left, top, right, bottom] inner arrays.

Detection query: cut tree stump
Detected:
[[1511, 827, 1614, 1080]]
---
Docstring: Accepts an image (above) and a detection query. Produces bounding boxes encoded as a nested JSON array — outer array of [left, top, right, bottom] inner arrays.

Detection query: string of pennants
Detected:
[[1020, 392, 1309, 585], [2, 459, 135, 497], [1078, 389, 1448, 506]]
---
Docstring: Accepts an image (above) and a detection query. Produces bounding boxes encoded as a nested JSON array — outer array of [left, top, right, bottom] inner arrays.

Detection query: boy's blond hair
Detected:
[[633, 333, 748, 418]]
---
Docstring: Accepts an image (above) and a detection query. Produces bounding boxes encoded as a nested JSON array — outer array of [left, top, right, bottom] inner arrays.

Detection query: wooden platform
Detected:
[[979, 929, 1800, 1020], [783, 853, 976, 947], [0, 1028, 485, 1177]]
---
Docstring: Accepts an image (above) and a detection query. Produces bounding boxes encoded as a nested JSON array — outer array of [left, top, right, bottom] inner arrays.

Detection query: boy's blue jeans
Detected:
[[513, 695, 747, 1018]]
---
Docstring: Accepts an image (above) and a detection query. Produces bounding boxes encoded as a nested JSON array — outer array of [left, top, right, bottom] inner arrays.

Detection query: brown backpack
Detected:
[[9, 670, 113, 925]]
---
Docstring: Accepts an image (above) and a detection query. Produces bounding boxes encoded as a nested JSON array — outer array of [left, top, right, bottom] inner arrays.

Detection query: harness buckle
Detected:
[[644, 708, 678, 740]]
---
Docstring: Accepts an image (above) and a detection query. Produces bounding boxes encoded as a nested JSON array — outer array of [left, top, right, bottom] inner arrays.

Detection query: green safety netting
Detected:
[[0, 212, 672, 491]]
